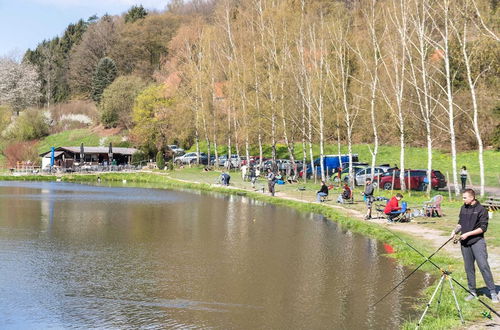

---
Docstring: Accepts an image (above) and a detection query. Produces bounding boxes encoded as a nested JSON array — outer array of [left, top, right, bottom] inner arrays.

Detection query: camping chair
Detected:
[[373, 197, 390, 218], [387, 201, 409, 222], [423, 195, 443, 217]]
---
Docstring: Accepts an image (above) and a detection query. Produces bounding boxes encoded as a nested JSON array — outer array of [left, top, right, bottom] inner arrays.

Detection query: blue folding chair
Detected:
[[387, 201, 409, 222]]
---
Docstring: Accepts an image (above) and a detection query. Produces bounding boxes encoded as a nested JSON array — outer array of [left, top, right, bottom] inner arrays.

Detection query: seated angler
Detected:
[[337, 183, 351, 204], [316, 180, 329, 202], [384, 193, 403, 222]]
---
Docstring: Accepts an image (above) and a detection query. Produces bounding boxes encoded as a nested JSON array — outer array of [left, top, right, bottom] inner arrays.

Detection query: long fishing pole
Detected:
[[380, 225, 500, 318]]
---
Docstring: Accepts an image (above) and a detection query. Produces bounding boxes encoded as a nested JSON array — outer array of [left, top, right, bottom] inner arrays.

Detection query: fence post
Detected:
[[391, 171, 395, 195], [408, 170, 411, 197]]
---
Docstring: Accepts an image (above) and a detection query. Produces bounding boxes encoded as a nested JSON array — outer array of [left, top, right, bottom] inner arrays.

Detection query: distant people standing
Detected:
[[241, 164, 248, 181], [267, 168, 276, 196], [249, 166, 257, 189], [460, 166, 468, 191], [363, 178, 375, 220]]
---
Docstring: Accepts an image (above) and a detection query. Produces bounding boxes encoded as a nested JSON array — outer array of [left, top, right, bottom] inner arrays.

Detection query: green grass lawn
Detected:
[[188, 142, 500, 187], [37, 128, 128, 154]]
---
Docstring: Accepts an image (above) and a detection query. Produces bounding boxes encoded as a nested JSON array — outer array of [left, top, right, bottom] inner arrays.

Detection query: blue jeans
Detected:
[[317, 192, 327, 202]]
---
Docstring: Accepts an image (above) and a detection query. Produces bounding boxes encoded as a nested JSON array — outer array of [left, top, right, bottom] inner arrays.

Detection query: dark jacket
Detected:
[[458, 200, 489, 246], [317, 184, 329, 196], [364, 183, 374, 201]]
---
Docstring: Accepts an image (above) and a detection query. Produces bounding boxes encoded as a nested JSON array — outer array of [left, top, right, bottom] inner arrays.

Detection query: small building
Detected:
[[40, 146, 138, 169]]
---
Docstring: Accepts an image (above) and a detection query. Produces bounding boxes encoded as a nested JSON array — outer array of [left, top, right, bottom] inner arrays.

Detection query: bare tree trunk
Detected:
[[461, 18, 485, 196], [195, 127, 200, 165], [233, 115, 241, 168], [302, 101, 308, 183], [441, 0, 460, 195], [367, 0, 380, 180], [408, 0, 435, 195], [202, 114, 211, 166], [280, 80, 295, 164], [251, 25, 264, 169], [227, 106, 232, 167], [381, 0, 408, 191]]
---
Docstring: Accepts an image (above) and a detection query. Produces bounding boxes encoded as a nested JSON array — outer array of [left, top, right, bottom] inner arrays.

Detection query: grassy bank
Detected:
[[0, 169, 495, 329]]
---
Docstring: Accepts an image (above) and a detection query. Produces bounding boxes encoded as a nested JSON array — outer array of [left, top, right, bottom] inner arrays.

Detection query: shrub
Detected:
[[131, 150, 148, 166], [6, 108, 49, 141], [0, 105, 12, 136], [156, 151, 165, 170], [4, 140, 40, 167]]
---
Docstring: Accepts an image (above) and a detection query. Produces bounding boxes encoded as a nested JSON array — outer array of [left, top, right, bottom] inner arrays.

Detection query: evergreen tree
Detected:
[[156, 150, 165, 170], [23, 19, 88, 104], [124, 5, 148, 23], [91, 57, 117, 103]]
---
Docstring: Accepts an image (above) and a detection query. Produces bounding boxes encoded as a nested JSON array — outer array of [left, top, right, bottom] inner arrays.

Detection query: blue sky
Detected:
[[0, 0, 168, 58]]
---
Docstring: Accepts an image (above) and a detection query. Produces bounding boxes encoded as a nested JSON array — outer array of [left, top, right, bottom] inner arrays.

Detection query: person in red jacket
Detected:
[[384, 193, 403, 221]]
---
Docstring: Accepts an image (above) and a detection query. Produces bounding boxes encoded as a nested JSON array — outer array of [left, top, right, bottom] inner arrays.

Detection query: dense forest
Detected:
[[0, 0, 498, 195]]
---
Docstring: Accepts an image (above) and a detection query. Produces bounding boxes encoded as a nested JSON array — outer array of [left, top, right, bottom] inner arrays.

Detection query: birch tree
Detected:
[[327, 10, 359, 188], [380, 0, 409, 191]]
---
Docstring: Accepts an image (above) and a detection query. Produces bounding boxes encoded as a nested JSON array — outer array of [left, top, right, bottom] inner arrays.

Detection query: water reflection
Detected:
[[0, 181, 431, 329]]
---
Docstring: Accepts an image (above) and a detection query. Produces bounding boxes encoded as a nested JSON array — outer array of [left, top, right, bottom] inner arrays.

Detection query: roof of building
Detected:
[[40, 146, 138, 157], [42, 151, 64, 158]]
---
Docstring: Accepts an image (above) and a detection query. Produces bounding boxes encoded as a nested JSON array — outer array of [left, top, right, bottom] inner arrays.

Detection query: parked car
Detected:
[[167, 145, 185, 155], [174, 152, 208, 165], [375, 169, 447, 191], [212, 154, 240, 167], [341, 166, 368, 182], [340, 162, 369, 174], [343, 166, 388, 186]]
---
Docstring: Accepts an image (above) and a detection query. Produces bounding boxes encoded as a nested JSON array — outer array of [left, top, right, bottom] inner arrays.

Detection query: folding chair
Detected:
[[387, 202, 409, 222], [423, 195, 443, 217], [373, 197, 389, 219]]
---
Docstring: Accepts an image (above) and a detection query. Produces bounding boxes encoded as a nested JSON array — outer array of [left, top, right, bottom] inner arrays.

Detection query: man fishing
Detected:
[[452, 189, 498, 303]]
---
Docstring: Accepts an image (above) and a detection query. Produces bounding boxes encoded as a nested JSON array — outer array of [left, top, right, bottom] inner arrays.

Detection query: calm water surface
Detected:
[[0, 181, 431, 329]]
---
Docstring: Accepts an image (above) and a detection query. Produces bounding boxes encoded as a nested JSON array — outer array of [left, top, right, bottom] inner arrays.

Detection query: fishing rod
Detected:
[[372, 231, 456, 307], [375, 225, 499, 318]]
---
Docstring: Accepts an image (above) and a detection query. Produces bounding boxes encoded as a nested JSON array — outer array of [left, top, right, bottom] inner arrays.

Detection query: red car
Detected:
[[375, 169, 447, 191]]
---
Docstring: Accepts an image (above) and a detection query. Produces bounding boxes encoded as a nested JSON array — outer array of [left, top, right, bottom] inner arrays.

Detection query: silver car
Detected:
[[344, 166, 387, 186], [174, 152, 208, 165]]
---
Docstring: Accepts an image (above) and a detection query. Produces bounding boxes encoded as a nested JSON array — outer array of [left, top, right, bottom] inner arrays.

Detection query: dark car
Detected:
[[375, 169, 447, 191]]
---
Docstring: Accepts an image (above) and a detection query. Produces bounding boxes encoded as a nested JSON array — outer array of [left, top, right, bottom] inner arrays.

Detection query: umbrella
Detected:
[[80, 143, 84, 163], [108, 142, 113, 163], [50, 147, 55, 167]]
